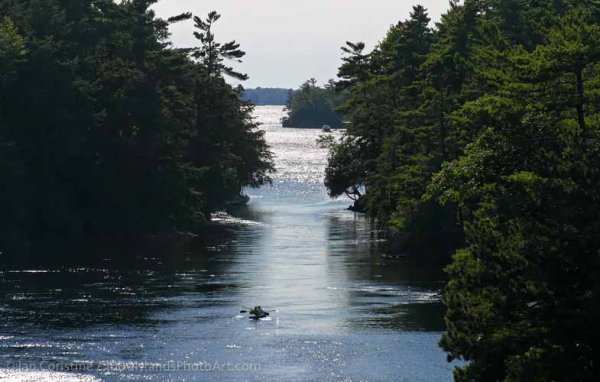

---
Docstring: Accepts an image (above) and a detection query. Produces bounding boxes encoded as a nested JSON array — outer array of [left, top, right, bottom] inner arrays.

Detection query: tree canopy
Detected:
[[324, 1, 600, 380], [0, 1, 273, 256], [282, 79, 344, 128]]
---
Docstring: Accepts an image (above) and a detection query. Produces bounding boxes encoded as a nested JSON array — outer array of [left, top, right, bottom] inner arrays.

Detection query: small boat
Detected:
[[322, 124, 331, 132], [240, 306, 270, 320]]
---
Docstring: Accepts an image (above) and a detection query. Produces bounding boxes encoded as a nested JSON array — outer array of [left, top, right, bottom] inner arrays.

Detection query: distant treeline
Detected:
[[282, 79, 344, 128], [242, 87, 292, 105], [0, 2, 273, 256], [324, 2, 600, 381]]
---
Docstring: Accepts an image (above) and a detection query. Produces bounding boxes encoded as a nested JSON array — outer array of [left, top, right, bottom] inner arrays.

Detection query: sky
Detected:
[[153, 1, 451, 89]]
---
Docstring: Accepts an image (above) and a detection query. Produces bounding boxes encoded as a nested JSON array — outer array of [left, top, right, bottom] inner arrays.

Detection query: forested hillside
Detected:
[[324, 1, 600, 380], [0, 1, 273, 255], [282, 79, 344, 128]]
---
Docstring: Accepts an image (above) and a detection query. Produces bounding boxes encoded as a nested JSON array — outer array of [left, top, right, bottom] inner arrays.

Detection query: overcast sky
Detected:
[[153, 1, 451, 88]]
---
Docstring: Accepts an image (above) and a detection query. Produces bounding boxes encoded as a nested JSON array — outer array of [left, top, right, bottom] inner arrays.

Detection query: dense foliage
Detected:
[[282, 79, 344, 128], [325, 1, 600, 380], [0, 1, 273, 255], [242, 87, 292, 105]]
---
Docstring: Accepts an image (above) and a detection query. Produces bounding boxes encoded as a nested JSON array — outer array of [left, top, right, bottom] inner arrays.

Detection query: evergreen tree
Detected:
[[0, 2, 273, 256], [282, 79, 344, 128], [426, 6, 600, 381], [191, 11, 248, 80], [189, 11, 273, 211], [0, 17, 30, 251], [326, 3, 600, 378]]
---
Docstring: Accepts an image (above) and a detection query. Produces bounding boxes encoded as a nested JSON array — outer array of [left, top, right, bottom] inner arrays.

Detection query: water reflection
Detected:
[[322, 209, 447, 332]]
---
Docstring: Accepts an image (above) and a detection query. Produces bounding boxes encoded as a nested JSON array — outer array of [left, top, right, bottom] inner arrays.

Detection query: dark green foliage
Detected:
[[336, 41, 369, 90], [327, 1, 600, 380], [188, 11, 273, 211], [0, 2, 273, 255], [191, 11, 248, 81], [0, 26, 30, 252], [428, 7, 600, 380], [317, 134, 368, 202], [326, 5, 451, 239], [282, 79, 344, 128]]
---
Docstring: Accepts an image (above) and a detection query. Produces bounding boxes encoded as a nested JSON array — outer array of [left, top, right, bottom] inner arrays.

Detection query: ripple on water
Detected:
[[210, 212, 266, 227], [0, 369, 101, 382], [326, 285, 441, 302]]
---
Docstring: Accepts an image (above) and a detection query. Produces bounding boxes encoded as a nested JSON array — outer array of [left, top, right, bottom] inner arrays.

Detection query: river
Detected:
[[0, 106, 454, 381]]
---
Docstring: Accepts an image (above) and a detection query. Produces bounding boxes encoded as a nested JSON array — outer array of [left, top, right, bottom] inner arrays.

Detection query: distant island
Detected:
[[282, 79, 344, 129], [242, 87, 293, 105]]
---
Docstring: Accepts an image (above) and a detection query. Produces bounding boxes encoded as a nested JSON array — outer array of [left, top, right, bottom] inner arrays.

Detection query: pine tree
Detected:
[[427, 6, 600, 380], [0, 2, 273, 256], [192, 11, 248, 80], [188, 11, 273, 212], [282, 79, 343, 128]]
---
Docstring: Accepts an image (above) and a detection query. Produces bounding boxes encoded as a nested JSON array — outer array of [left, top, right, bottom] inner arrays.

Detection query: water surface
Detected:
[[0, 106, 453, 381]]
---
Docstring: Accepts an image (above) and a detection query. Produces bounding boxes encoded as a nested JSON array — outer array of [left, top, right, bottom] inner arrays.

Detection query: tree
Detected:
[[0, 17, 30, 252], [0, 17, 26, 81], [282, 79, 344, 128], [192, 11, 248, 80], [0, 2, 273, 257], [427, 6, 600, 380], [322, 0, 600, 379], [336, 41, 370, 90], [530, 7, 600, 132], [319, 134, 368, 202], [188, 11, 273, 211]]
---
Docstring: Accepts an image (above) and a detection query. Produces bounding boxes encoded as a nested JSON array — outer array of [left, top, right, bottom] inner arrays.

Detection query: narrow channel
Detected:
[[0, 105, 453, 381]]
